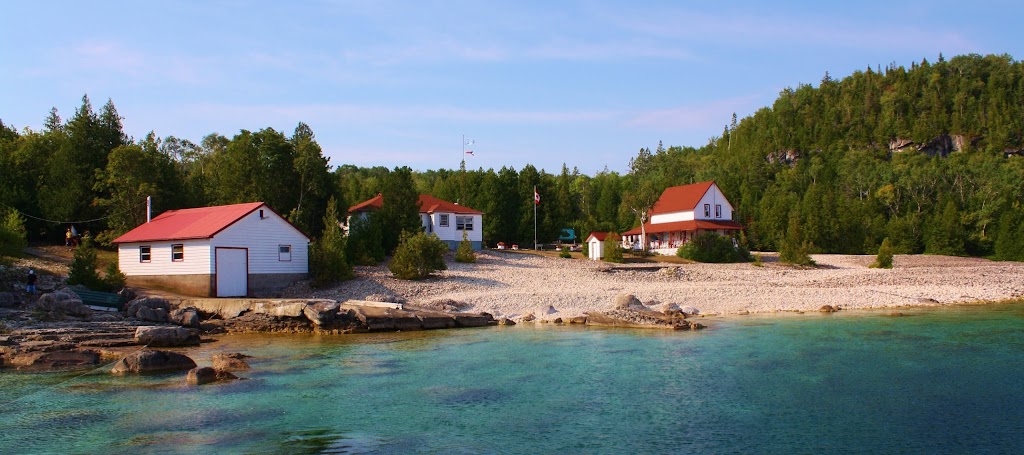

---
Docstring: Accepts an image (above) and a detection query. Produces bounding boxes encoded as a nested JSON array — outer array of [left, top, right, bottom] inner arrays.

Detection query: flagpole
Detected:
[[534, 185, 538, 251]]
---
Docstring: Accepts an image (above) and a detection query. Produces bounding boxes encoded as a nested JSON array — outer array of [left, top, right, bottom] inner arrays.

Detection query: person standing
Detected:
[[26, 269, 37, 294]]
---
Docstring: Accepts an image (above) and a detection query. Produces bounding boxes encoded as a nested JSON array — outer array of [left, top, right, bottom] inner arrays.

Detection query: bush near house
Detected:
[[603, 234, 623, 263], [677, 232, 751, 263], [389, 231, 448, 279], [455, 232, 476, 263]]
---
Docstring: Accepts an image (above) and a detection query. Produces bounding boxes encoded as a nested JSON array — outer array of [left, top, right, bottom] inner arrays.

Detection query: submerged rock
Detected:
[[111, 349, 197, 374], [186, 366, 238, 385], [212, 352, 251, 371]]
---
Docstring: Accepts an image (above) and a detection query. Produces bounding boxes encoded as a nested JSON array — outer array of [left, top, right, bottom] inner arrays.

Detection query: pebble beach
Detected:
[[283, 251, 1024, 320]]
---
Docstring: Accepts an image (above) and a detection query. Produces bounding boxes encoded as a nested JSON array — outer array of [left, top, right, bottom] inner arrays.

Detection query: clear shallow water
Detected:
[[3, 305, 1024, 454]]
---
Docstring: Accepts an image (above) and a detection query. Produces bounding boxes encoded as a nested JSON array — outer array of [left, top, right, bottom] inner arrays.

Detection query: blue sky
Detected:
[[2, 1, 1021, 175]]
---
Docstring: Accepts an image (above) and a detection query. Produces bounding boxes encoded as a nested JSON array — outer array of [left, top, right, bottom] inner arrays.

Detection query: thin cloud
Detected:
[[625, 95, 763, 131]]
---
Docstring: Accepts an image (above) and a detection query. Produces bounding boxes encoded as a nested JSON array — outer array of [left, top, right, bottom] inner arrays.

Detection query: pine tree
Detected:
[[309, 197, 352, 287], [455, 231, 476, 263], [603, 233, 623, 263], [871, 237, 895, 268]]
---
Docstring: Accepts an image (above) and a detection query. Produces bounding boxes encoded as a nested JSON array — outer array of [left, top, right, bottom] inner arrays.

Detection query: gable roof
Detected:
[[585, 231, 616, 242], [649, 181, 716, 216], [348, 194, 482, 215], [112, 202, 307, 244]]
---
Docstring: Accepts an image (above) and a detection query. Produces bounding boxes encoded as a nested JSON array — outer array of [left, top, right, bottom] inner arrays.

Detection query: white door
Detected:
[[216, 248, 248, 297]]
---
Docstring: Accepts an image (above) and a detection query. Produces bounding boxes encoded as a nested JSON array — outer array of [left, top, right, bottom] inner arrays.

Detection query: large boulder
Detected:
[[111, 349, 197, 374], [302, 301, 340, 326], [186, 366, 238, 385], [211, 353, 251, 371], [125, 297, 171, 323], [35, 291, 91, 317], [170, 307, 201, 328], [134, 326, 200, 347], [613, 294, 645, 311]]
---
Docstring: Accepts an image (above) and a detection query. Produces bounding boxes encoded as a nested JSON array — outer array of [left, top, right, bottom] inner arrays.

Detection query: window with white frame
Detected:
[[171, 244, 184, 261], [703, 204, 711, 217], [279, 245, 292, 261], [139, 245, 151, 263], [456, 215, 473, 231], [440, 214, 449, 227], [715, 204, 722, 218]]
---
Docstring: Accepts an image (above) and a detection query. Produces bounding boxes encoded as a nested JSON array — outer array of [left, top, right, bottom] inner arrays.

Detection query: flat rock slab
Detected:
[[9, 350, 100, 369]]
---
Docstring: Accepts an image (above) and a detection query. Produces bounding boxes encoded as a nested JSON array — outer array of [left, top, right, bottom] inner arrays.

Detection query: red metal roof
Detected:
[[585, 231, 616, 242], [649, 181, 716, 216], [621, 219, 743, 236], [348, 194, 482, 215], [113, 202, 275, 244]]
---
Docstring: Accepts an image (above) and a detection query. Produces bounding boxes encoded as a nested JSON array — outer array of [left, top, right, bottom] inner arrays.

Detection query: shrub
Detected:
[[871, 237, 895, 269], [310, 197, 353, 287], [389, 231, 448, 279], [677, 232, 751, 263], [455, 231, 476, 263], [752, 253, 764, 267], [0, 208, 27, 258], [603, 234, 623, 263], [581, 242, 589, 258], [559, 246, 572, 258], [103, 261, 127, 291], [67, 238, 104, 290]]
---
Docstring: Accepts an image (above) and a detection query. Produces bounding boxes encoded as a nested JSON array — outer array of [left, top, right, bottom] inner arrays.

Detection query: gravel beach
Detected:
[[283, 251, 1024, 321]]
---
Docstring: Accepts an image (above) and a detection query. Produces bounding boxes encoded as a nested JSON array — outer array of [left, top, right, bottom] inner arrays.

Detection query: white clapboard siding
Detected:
[[212, 208, 309, 274], [651, 210, 695, 224], [118, 239, 213, 275], [430, 212, 483, 243], [695, 184, 734, 221]]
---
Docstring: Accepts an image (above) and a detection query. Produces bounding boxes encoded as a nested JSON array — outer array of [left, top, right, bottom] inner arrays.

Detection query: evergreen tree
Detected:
[[925, 199, 966, 256], [379, 166, 422, 254], [994, 209, 1024, 261], [67, 238, 104, 290], [779, 212, 815, 266], [455, 231, 476, 263], [309, 197, 352, 287], [871, 237, 895, 268]]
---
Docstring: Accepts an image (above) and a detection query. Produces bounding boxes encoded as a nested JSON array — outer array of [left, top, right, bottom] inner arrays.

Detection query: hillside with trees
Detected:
[[2, 53, 1023, 260]]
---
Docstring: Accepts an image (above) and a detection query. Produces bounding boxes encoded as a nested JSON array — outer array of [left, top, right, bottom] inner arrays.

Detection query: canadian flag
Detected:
[[534, 187, 540, 205]]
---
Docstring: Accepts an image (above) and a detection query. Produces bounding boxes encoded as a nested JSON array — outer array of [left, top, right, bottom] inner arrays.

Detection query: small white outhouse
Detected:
[[585, 232, 614, 261]]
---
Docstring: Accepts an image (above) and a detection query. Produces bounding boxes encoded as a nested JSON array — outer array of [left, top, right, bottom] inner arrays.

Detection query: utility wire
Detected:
[[0, 198, 149, 226]]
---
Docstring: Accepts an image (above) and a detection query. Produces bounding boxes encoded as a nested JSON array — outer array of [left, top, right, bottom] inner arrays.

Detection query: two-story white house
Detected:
[[621, 181, 743, 255], [112, 202, 310, 297], [347, 194, 483, 250]]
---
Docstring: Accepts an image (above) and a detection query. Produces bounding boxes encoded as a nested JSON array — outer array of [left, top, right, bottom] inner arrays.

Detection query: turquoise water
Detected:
[[3, 305, 1024, 454]]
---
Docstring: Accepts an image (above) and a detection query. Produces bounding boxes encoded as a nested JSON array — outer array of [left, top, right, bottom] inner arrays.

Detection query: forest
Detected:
[[2, 53, 1024, 260]]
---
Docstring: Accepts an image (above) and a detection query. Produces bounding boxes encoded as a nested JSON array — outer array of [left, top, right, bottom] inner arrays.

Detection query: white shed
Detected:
[[112, 202, 309, 297], [585, 232, 614, 261]]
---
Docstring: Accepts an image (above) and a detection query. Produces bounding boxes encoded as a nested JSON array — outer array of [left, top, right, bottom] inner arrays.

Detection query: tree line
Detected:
[[2, 53, 1024, 261]]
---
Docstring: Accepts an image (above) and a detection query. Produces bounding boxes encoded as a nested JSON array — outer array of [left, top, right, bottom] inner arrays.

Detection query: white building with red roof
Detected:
[[112, 202, 309, 297], [621, 181, 743, 254], [585, 231, 617, 261], [348, 194, 483, 250]]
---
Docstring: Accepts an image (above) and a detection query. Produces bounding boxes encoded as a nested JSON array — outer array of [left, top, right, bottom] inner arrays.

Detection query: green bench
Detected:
[[69, 288, 126, 311]]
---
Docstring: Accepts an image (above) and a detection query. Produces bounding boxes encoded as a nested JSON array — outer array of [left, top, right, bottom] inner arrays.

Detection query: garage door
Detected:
[[215, 248, 248, 297]]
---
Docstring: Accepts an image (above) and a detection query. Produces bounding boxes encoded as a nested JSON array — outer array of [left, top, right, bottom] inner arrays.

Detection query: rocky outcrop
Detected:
[[169, 307, 201, 328], [35, 291, 91, 317], [8, 350, 100, 369], [302, 301, 340, 327], [767, 149, 801, 166], [890, 134, 979, 157], [134, 326, 200, 347], [125, 297, 171, 323], [111, 349, 197, 374], [186, 366, 238, 385], [211, 353, 251, 371]]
